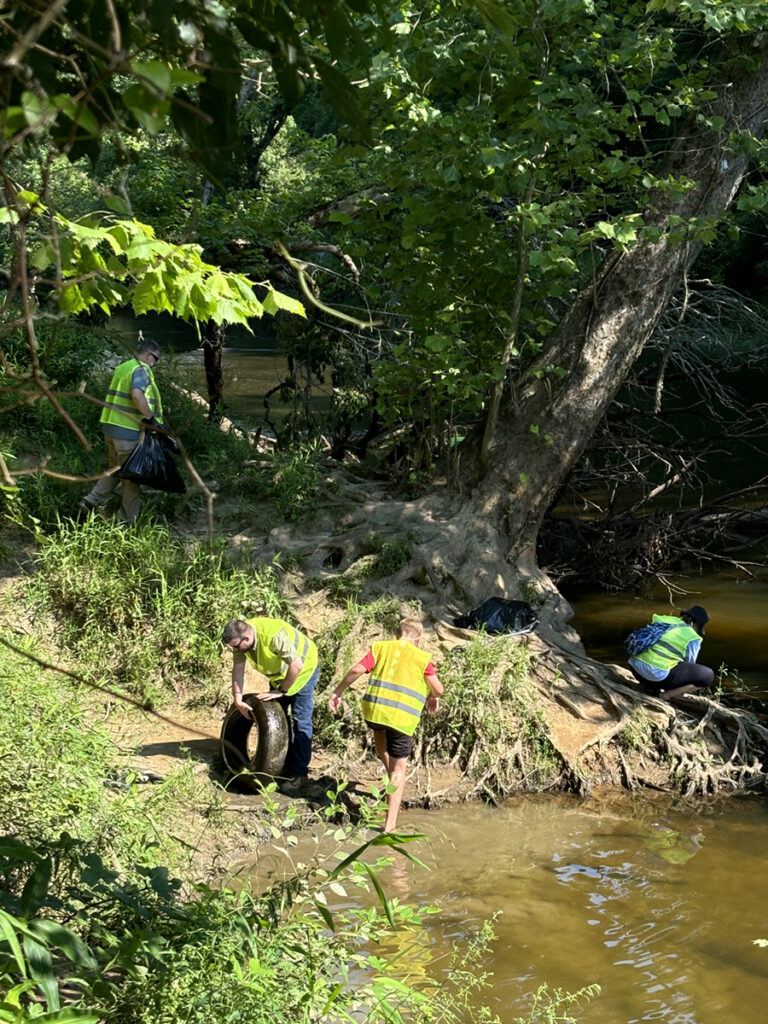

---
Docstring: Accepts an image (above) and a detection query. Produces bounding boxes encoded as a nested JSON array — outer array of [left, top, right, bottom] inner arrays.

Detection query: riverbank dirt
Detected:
[[96, 604, 768, 884], [5, 479, 767, 880]]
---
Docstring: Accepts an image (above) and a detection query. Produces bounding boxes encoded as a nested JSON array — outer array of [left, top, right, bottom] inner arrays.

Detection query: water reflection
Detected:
[[109, 311, 330, 426], [566, 573, 768, 695], [361, 795, 768, 1023]]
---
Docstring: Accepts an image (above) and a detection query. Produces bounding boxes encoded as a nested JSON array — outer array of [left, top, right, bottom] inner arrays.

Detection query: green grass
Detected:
[[0, 632, 448, 1024], [26, 518, 282, 706], [424, 635, 563, 793]]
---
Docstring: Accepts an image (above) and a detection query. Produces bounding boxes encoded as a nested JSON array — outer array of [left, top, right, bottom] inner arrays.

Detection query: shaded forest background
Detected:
[[2, 0, 768, 608]]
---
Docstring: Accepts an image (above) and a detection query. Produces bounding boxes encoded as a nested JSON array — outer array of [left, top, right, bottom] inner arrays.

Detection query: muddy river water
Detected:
[[356, 793, 768, 1024]]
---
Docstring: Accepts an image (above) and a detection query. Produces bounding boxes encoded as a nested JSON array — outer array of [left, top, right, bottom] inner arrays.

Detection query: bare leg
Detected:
[[373, 730, 390, 775], [382, 756, 408, 834], [372, 732, 408, 832], [83, 435, 141, 521]]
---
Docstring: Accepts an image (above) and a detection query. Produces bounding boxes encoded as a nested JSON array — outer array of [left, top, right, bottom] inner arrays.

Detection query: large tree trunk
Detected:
[[471, 37, 768, 563], [262, 39, 768, 647]]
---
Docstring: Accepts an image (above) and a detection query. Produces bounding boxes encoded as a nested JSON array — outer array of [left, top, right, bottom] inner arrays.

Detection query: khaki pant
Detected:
[[83, 434, 142, 523]]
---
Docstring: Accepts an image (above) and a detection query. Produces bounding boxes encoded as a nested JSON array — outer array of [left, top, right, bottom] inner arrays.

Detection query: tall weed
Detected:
[[421, 635, 563, 794], [26, 519, 282, 705]]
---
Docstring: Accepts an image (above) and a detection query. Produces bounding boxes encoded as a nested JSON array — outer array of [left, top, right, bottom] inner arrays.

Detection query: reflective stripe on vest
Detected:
[[100, 358, 163, 437], [361, 639, 431, 737], [247, 617, 318, 697], [634, 616, 699, 671]]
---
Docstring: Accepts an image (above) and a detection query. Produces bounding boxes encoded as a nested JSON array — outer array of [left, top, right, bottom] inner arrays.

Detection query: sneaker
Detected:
[[280, 776, 308, 795], [76, 497, 97, 520]]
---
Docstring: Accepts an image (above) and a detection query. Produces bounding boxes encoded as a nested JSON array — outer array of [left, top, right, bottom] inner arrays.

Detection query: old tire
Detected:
[[220, 695, 289, 790]]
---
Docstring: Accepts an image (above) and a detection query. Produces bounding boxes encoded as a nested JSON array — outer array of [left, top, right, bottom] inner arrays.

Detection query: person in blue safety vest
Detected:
[[79, 336, 168, 524], [628, 605, 714, 700], [328, 617, 443, 833]]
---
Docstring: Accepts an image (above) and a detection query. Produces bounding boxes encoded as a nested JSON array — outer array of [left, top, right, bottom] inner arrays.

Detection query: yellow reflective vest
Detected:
[[633, 614, 700, 672], [362, 638, 432, 737], [100, 358, 163, 439], [244, 617, 318, 696]]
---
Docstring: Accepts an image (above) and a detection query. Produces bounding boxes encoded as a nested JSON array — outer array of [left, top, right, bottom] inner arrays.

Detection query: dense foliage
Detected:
[[0, 638, 457, 1023]]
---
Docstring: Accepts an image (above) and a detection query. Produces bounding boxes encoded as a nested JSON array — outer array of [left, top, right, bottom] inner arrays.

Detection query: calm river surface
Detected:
[[566, 572, 768, 696], [352, 794, 768, 1024]]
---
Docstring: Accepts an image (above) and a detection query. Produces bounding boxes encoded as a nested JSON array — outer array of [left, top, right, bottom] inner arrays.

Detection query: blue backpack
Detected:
[[624, 621, 675, 657]]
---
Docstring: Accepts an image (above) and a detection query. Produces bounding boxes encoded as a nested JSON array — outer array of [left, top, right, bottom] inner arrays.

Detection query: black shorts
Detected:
[[365, 721, 413, 759]]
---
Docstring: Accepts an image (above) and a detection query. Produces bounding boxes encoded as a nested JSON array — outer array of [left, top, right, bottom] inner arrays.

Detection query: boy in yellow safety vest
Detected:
[[328, 617, 443, 833]]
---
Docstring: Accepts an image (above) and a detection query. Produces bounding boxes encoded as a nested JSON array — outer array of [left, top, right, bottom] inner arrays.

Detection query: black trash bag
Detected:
[[116, 431, 186, 493], [453, 597, 539, 635]]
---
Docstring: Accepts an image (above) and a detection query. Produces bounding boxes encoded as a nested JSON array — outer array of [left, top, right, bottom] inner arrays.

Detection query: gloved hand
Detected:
[[142, 416, 159, 428]]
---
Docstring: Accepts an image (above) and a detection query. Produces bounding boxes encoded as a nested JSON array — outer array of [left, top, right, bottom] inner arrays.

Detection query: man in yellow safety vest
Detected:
[[79, 336, 167, 523], [328, 617, 443, 832], [222, 616, 320, 794]]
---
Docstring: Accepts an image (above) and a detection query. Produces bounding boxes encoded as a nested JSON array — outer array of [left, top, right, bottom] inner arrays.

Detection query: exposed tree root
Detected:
[[261, 477, 768, 806]]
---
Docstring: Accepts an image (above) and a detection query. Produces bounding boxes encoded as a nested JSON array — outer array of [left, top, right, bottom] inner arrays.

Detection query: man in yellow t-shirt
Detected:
[[222, 616, 319, 793], [328, 617, 443, 832]]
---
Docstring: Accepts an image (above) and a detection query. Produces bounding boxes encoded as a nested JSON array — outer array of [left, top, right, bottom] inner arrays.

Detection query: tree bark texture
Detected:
[[473, 38, 768, 559], [202, 319, 226, 422]]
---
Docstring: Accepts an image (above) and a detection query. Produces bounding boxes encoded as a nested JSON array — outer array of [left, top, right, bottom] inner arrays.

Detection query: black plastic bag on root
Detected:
[[453, 597, 539, 635], [116, 431, 185, 493]]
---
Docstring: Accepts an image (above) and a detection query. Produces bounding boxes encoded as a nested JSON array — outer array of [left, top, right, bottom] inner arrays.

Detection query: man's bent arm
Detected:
[[130, 386, 153, 420], [256, 657, 303, 701]]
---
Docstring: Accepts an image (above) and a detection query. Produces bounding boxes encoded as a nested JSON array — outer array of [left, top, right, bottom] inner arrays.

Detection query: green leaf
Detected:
[[50, 96, 100, 135], [262, 288, 306, 318], [0, 910, 28, 977], [20, 859, 52, 917], [122, 83, 170, 134], [132, 60, 172, 95], [0, 837, 42, 863], [169, 68, 204, 88], [22, 1010, 101, 1023], [21, 90, 45, 125], [133, 271, 172, 315], [29, 243, 55, 270], [2, 106, 26, 137], [105, 195, 131, 216], [28, 919, 98, 972], [474, 0, 521, 44], [424, 334, 448, 352], [22, 934, 59, 1011], [360, 861, 395, 928], [58, 284, 87, 314], [314, 900, 335, 932]]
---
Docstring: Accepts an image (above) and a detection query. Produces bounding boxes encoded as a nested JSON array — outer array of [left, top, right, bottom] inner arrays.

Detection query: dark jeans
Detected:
[[631, 660, 714, 693], [278, 665, 319, 777]]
